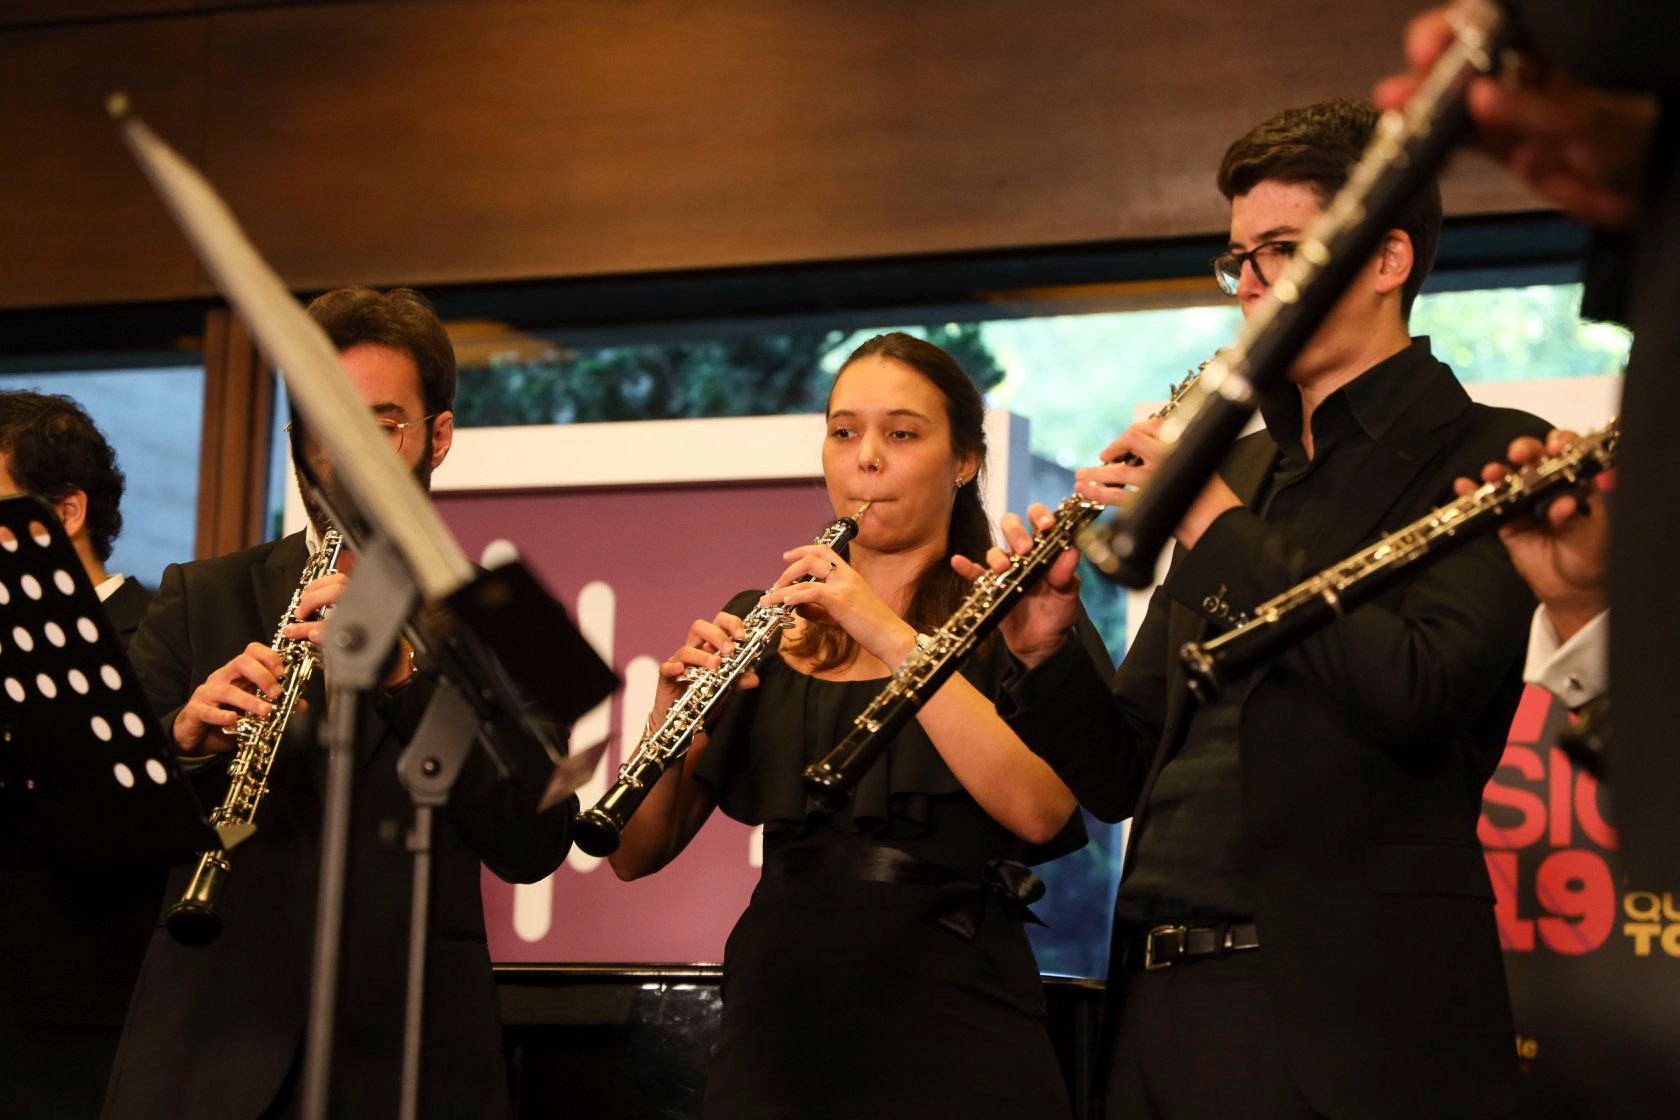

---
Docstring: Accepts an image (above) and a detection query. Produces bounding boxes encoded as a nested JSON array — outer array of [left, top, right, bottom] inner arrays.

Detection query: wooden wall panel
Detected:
[[195, 309, 274, 558], [0, 0, 1545, 310], [202, 0, 1539, 294], [0, 1, 312, 29], [0, 2, 195, 28], [0, 18, 208, 307], [199, 0, 1131, 290]]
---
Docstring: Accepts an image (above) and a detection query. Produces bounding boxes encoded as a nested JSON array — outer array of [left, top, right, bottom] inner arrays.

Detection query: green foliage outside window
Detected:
[[454, 323, 1006, 426]]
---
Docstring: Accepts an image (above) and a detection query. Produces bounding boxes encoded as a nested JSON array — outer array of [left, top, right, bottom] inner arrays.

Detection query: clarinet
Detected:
[[1084, 0, 1511, 588], [573, 505, 870, 856], [1180, 419, 1618, 700], [167, 530, 346, 946], [802, 365, 1208, 808]]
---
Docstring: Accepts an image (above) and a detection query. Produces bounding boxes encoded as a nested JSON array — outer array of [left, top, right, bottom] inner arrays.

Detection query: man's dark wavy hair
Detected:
[[0, 390, 125, 561], [305, 286, 456, 416], [1218, 97, 1441, 316]]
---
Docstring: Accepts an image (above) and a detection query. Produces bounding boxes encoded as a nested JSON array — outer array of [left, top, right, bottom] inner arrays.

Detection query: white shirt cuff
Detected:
[[1522, 607, 1609, 709]]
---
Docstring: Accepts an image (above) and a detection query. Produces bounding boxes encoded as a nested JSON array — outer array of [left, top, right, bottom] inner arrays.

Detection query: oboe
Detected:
[[802, 364, 1208, 807], [1086, 0, 1511, 588], [1180, 419, 1618, 699], [167, 530, 345, 946], [573, 504, 870, 856]]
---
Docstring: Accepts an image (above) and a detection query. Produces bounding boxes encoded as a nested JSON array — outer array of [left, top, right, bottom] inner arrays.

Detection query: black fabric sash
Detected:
[[763, 843, 1046, 941]]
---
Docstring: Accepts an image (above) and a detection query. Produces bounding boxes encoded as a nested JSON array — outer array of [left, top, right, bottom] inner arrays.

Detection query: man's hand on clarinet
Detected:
[[1453, 428, 1610, 643], [1374, 6, 1657, 231], [174, 643, 284, 756], [951, 504, 1081, 671]]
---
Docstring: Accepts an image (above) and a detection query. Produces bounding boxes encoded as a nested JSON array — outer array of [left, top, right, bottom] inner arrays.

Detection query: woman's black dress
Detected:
[[691, 593, 1085, 1119]]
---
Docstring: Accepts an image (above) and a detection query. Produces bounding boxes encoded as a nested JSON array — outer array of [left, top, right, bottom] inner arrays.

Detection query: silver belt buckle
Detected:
[[1143, 923, 1187, 971]]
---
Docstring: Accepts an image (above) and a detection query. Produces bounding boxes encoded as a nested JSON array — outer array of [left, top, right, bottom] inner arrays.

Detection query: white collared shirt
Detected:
[[1522, 606, 1609, 710], [93, 572, 126, 603]]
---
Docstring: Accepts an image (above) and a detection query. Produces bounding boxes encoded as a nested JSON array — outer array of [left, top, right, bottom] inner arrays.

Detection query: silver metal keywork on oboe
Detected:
[[801, 362, 1212, 806], [573, 504, 870, 856], [1180, 419, 1619, 699], [167, 530, 346, 946]]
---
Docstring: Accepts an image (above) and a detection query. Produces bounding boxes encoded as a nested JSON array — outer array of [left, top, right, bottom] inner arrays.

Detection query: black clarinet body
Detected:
[[1088, 0, 1510, 588], [574, 509, 866, 856], [1180, 418, 1618, 699]]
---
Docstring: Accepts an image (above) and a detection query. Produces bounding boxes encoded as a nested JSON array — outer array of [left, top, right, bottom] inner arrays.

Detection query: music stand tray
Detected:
[[0, 494, 217, 868]]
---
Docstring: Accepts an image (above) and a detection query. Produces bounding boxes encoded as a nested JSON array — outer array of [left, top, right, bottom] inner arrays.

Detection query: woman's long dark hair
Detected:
[[785, 331, 991, 673]]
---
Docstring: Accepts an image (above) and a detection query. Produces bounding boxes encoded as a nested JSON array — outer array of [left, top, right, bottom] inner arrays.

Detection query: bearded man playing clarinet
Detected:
[[961, 99, 1549, 1119], [103, 288, 573, 1120]]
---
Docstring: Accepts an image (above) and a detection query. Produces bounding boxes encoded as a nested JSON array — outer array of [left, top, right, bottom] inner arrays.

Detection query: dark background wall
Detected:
[[0, 0, 1542, 311]]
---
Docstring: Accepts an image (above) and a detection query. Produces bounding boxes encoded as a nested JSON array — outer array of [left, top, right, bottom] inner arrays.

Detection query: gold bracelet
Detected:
[[382, 642, 419, 694]]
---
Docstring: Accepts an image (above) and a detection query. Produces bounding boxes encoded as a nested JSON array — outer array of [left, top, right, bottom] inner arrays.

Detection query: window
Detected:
[[0, 362, 205, 591]]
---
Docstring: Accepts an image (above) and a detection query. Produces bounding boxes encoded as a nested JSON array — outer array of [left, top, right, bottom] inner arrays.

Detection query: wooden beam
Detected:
[[0, 0, 1548, 311], [0, 17, 209, 307], [195, 308, 274, 558]]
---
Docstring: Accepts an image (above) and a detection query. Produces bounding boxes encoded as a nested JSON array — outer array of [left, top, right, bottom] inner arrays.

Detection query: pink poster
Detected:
[[438, 479, 834, 963]]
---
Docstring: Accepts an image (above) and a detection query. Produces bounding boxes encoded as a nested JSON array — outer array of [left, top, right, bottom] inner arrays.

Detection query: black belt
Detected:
[[1121, 920, 1260, 972], [762, 843, 1046, 941]]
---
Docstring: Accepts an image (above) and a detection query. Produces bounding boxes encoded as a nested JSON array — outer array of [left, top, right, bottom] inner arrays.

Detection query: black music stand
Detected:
[[108, 102, 618, 1120], [303, 526, 617, 1120], [0, 494, 217, 867]]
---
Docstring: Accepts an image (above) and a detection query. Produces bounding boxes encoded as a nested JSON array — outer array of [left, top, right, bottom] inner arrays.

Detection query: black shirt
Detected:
[[1114, 338, 1438, 923]]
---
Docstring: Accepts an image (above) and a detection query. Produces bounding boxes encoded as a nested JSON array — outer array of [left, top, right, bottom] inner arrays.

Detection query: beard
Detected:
[[294, 424, 436, 538]]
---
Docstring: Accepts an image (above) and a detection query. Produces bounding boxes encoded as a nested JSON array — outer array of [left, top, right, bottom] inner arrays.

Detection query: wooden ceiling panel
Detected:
[[0, 19, 208, 307], [1, 0, 1546, 308]]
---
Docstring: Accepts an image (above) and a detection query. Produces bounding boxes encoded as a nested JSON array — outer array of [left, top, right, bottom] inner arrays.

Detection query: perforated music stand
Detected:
[[0, 494, 217, 867]]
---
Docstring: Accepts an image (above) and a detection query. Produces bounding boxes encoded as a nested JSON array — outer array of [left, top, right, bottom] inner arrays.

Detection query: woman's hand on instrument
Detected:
[[654, 612, 756, 720], [951, 503, 1082, 670], [173, 642, 286, 756], [1374, 7, 1657, 231], [760, 544, 918, 668], [1453, 429, 1609, 642], [1082, 418, 1242, 549]]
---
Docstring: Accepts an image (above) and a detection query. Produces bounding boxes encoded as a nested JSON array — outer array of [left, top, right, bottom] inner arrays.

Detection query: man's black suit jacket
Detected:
[[102, 576, 152, 643], [1008, 361, 1545, 1119], [102, 534, 574, 1120]]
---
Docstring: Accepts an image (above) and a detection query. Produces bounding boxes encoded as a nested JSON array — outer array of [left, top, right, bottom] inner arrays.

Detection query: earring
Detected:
[[954, 475, 968, 487]]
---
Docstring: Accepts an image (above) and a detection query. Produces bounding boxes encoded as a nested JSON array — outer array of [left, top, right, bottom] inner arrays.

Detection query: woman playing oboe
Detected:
[[609, 331, 1086, 1119]]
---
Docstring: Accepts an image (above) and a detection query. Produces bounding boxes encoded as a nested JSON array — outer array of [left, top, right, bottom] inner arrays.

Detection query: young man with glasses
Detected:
[[962, 98, 1548, 1118], [104, 287, 574, 1119]]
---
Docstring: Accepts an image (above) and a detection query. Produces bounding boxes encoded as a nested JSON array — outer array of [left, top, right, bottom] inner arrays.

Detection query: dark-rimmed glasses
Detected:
[[1211, 240, 1298, 296]]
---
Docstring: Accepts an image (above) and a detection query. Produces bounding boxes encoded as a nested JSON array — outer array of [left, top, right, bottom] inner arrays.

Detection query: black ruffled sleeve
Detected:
[[691, 596, 1086, 865]]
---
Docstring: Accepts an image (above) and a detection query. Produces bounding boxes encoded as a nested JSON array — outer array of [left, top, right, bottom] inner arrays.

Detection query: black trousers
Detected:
[[1105, 951, 1322, 1120]]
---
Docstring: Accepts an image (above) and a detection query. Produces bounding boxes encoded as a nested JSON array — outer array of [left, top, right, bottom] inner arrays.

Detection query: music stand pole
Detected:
[[394, 681, 478, 1120], [300, 533, 414, 1120]]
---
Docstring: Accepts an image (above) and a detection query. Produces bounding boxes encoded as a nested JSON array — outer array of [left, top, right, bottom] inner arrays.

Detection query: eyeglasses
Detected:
[[1211, 240, 1298, 296], [284, 413, 439, 453]]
